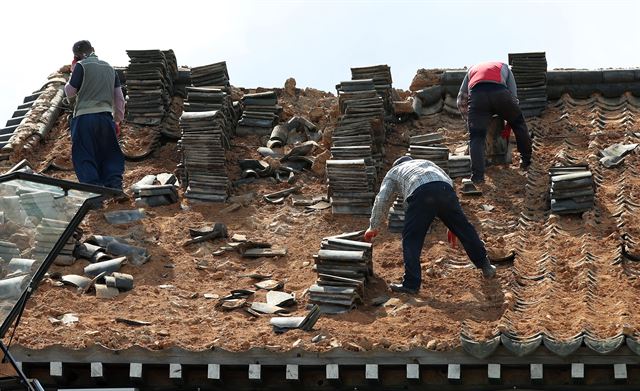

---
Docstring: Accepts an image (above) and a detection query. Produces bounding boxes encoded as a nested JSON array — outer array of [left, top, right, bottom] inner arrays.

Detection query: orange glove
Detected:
[[447, 229, 458, 248], [364, 229, 379, 242], [115, 123, 121, 138], [501, 123, 512, 140]]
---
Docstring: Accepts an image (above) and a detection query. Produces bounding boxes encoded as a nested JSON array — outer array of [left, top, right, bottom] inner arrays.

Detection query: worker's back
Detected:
[[75, 55, 115, 117]]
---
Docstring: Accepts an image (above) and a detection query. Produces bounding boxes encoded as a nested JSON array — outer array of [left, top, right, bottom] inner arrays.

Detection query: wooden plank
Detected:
[[129, 363, 142, 380], [530, 363, 543, 382], [285, 364, 299, 381], [248, 364, 261, 380], [50, 362, 63, 378], [448, 364, 461, 382], [326, 364, 339, 380], [365, 364, 378, 380], [406, 363, 420, 380], [90, 362, 104, 380], [571, 363, 584, 382], [614, 363, 627, 381], [169, 363, 182, 380], [207, 364, 221, 380], [488, 363, 500, 382]]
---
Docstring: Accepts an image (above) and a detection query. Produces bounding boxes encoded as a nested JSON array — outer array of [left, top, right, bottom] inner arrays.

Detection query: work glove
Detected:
[[364, 228, 379, 242], [447, 229, 458, 249], [115, 122, 121, 138], [501, 123, 512, 140]]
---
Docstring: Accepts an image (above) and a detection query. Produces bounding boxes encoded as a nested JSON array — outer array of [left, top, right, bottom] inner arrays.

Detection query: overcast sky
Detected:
[[1, 0, 639, 125]]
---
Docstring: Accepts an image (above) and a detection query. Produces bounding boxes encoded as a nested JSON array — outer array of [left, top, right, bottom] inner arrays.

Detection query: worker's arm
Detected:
[[456, 72, 469, 119], [506, 66, 519, 102], [113, 72, 125, 123], [368, 174, 398, 231], [64, 63, 84, 98]]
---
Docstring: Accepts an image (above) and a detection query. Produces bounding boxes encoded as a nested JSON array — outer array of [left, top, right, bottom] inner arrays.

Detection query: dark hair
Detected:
[[72, 40, 93, 56], [392, 155, 413, 167]]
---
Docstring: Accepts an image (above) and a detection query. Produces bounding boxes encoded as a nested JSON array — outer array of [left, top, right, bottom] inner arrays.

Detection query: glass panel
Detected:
[[0, 179, 98, 325]]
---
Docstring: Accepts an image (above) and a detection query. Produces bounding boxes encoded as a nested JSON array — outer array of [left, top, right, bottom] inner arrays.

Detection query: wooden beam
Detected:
[[530, 363, 543, 383], [129, 363, 143, 382], [571, 363, 584, 383], [406, 363, 420, 380], [169, 363, 182, 383], [448, 364, 461, 383], [285, 364, 299, 381], [326, 364, 339, 380], [248, 364, 261, 381], [207, 364, 221, 381], [614, 363, 627, 382], [90, 362, 104, 382], [488, 363, 501, 383], [365, 364, 378, 381], [50, 362, 63, 381]]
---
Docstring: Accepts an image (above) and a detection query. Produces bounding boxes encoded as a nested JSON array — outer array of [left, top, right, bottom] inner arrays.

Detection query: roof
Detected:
[[1, 58, 640, 366]]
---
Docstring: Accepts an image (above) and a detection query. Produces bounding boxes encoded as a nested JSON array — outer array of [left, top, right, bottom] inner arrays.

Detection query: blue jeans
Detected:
[[401, 181, 488, 289], [468, 83, 532, 182], [70, 112, 124, 190]]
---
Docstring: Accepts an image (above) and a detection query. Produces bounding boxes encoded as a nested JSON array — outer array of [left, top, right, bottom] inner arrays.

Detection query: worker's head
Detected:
[[72, 40, 94, 60], [392, 155, 413, 167]]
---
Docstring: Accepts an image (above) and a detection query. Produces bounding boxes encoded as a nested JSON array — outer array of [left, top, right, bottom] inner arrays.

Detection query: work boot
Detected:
[[389, 283, 419, 295], [481, 264, 497, 279], [519, 160, 531, 170]]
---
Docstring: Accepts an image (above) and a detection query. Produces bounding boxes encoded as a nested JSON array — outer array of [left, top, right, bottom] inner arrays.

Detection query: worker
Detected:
[[64, 40, 126, 191], [457, 61, 532, 184], [364, 156, 496, 294]]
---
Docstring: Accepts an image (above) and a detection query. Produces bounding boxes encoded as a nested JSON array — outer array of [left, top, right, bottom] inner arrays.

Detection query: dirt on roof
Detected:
[[4, 84, 640, 354]]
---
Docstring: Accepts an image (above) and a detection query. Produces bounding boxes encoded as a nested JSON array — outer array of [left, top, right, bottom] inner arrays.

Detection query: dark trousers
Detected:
[[70, 112, 124, 190], [401, 181, 488, 289], [468, 83, 532, 182]]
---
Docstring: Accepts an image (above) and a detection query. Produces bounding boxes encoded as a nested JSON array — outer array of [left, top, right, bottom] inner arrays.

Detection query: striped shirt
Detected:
[[369, 159, 453, 230]]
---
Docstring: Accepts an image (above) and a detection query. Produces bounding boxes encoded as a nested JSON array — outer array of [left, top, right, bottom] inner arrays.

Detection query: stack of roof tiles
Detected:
[[326, 159, 376, 215], [448, 155, 472, 178], [387, 196, 405, 233], [408, 131, 449, 173], [31, 218, 76, 266], [237, 91, 279, 136], [125, 50, 172, 126], [325, 77, 387, 215], [549, 166, 595, 214], [508, 52, 548, 117], [308, 232, 372, 313], [176, 62, 239, 202], [350, 64, 394, 115], [408, 145, 449, 173], [190, 61, 230, 88], [178, 110, 231, 202]]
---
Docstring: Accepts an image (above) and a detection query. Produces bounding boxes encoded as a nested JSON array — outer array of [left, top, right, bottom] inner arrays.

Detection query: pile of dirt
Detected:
[[4, 87, 640, 354]]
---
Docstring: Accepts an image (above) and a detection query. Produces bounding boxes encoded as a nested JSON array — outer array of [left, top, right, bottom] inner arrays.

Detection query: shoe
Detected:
[[519, 161, 531, 170], [481, 264, 496, 279], [389, 283, 419, 295]]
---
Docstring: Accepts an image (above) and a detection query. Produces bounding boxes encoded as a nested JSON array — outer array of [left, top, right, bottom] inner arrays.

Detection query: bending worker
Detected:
[[364, 156, 496, 294], [457, 61, 532, 184], [64, 40, 125, 191]]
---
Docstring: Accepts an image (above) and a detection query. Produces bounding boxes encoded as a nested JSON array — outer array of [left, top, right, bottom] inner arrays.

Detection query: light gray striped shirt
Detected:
[[369, 159, 453, 230]]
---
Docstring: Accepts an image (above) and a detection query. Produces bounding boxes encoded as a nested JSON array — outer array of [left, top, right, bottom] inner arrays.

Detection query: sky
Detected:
[[1, 0, 639, 125]]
